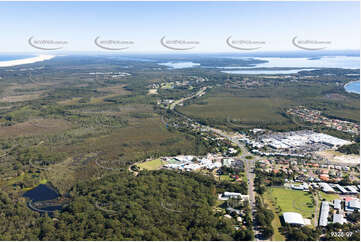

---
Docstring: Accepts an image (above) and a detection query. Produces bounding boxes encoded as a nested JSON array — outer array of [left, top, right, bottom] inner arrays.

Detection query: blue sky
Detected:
[[0, 1, 359, 53]]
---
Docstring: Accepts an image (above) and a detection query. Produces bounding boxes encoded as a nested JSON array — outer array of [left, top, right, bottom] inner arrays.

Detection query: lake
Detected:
[[158, 62, 200, 69], [23, 184, 59, 202], [221, 68, 316, 75], [221, 56, 360, 74], [226, 56, 360, 69], [344, 81, 360, 94]]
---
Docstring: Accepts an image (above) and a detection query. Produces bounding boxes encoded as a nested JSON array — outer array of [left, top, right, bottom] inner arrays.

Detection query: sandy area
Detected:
[[0, 55, 55, 67], [148, 89, 158, 95], [316, 150, 360, 164]]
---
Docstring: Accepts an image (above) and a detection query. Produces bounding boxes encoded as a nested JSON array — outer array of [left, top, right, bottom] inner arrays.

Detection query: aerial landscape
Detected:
[[0, 1, 360, 241]]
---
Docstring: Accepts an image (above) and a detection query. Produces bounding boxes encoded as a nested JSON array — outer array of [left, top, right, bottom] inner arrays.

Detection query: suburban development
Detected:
[[0, 1, 360, 241]]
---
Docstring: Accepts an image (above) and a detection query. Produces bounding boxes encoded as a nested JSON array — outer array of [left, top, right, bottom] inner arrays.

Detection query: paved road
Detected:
[[162, 95, 266, 240], [200, 126, 266, 240], [168, 86, 208, 110]]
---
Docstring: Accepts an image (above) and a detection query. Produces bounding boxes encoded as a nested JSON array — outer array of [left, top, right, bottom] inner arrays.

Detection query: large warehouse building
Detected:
[[282, 212, 305, 226]]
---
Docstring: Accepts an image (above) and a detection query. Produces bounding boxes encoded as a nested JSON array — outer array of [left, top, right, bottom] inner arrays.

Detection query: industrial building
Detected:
[[319, 201, 330, 227], [345, 186, 359, 194], [346, 199, 360, 212], [319, 183, 336, 193], [333, 214, 346, 225], [335, 184, 348, 194], [282, 212, 305, 226], [333, 199, 342, 210]]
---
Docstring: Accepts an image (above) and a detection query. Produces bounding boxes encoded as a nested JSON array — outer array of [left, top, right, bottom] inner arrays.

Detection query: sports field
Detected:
[[138, 158, 163, 170], [267, 187, 315, 219]]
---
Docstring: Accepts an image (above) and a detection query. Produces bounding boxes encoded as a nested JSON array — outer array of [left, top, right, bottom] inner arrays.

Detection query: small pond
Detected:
[[23, 184, 62, 213]]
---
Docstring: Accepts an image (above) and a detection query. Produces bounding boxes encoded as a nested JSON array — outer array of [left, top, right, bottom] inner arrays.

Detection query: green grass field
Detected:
[[138, 159, 163, 170], [319, 191, 339, 202], [267, 187, 315, 219], [263, 191, 286, 241], [263, 187, 316, 240], [219, 174, 233, 181], [238, 172, 247, 183]]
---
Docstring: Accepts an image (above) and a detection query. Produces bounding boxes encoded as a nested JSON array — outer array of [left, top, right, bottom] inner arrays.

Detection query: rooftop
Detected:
[[319, 201, 330, 227], [283, 212, 305, 226], [333, 213, 345, 224]]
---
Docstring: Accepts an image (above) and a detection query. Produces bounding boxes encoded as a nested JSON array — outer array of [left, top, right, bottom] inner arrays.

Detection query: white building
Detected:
[[333, 213, 346, 225], [346, 199, 360, 212], [319, 201, 330, 227], [319, 183, 336, 193], [283, 212, 305, 226], [345, 186, 358, 194], [333, 199, 342, 210], [219, 192, 249, 201]]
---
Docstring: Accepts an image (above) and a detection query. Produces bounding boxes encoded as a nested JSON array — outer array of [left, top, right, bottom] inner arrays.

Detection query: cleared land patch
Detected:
[[267, 187, 315, 219], [316, 150, 360, 164], [138, 158, 163, 170], [319, 191, 339, 202]]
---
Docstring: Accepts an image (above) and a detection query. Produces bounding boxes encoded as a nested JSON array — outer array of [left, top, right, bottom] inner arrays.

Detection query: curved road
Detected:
[[160, 87, 265, 240], [166, 104, 263, 240]]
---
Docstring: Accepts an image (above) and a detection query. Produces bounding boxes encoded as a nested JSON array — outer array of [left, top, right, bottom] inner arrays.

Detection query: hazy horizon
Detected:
[[0, 1, 359, 53]]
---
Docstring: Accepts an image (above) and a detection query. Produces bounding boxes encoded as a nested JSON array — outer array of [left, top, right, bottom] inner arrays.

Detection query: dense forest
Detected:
[[0, 170, 251, 240]]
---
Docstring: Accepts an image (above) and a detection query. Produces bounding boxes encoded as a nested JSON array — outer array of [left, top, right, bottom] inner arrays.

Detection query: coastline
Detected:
[[0, 54, 55, 67], [344, 80, 360, 94]]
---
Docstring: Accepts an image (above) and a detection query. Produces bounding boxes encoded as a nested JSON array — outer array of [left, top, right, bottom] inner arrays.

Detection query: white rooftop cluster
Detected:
[[310, 133, 351, 147], [261, 131, 351, 149], [245, 131, 352, 155], [218, 192, 249, 201], [319, 183, 336, 193], [163, 155, 222, 171]]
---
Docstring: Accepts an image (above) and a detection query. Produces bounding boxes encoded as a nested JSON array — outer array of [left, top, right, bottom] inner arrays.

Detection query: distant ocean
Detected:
[[0, 55, 35, 61], [344, 81, 360, 94], [222, 56, 360, 74]]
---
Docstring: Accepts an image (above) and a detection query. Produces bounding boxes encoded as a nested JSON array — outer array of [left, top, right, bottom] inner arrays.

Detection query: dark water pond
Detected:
[[23, 184, 62, 213], [23, 184, 59, 202]]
